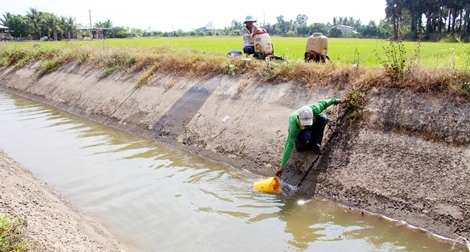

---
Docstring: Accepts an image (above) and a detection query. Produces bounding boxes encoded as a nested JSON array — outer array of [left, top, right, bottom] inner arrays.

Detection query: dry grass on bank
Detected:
[[0, 43, 469, 99]]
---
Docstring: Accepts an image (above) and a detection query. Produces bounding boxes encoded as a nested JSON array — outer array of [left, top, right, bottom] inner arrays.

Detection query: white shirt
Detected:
[[242, 24, 260, 47]]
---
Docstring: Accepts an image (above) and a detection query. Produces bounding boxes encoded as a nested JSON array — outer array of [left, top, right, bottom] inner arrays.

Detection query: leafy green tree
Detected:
[[307, 23, 329, 36], [276, 15, 292, 34], [1, 13, 32, 39], [129, 28, 143, 37], [329, 27, 342, 37], [295, 14, 308, 26], [111, 26, 128, 38], [231, 29, 241, 36], [294, 14, 309, 36], [357, 20, 390, 38], [230, 19, 243, 31], [175, 29, 185, 37]]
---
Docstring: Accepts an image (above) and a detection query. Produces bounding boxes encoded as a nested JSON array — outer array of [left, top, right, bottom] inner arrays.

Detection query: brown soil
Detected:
[[0, 63, 469, 248]]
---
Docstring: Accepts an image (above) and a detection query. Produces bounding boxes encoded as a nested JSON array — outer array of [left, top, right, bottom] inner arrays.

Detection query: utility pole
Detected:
[[74, 17, 78, 39], [263, 11, 265, 26], [89, 9, 93, 39]]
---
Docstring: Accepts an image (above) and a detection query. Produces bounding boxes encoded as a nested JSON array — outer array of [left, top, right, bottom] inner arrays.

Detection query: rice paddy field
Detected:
[[2, 37, 470, 69]]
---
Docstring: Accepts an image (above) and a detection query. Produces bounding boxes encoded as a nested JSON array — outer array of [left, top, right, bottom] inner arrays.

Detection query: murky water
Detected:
[[0, 90, 466, 252]]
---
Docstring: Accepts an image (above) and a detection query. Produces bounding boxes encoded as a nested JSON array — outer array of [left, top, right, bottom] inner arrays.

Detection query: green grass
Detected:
[[1, 37, 469, 99], [3, 37, 469, 69]]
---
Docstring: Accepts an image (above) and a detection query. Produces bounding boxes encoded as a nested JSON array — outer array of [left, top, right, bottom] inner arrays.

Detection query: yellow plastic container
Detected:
[[253, 176, 281, 194]]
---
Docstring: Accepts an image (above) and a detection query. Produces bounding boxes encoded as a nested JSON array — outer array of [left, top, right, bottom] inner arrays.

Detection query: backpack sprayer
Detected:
[[228, 31, 330, 62], [228, 29, 285, 61], [304, 32, 330, 63], [252, 29, 274, 60]]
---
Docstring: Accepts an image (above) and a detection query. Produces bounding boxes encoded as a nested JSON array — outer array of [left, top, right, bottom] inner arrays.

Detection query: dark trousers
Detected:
[[295, 114, 329, 152], [243, 45, 255, 54]]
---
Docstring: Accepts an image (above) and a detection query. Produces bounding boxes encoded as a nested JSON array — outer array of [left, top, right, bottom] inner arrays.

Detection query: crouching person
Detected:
[[275, 98, 340, 177], [241, 15, 260, 56]]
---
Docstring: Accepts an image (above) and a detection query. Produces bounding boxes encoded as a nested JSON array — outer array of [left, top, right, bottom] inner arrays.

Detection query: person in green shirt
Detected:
[[275, 98, 340, 177]]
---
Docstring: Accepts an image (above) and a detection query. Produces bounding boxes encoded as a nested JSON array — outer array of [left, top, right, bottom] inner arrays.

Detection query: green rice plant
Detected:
[[6, 36, 466, 68], [464, 44, 470, 71], [0, 215, 33, 251], [3, 38, 470, 69], [353, 48, 361, 66], [444, 47, 459, 70], [408, 42, 421, 68]]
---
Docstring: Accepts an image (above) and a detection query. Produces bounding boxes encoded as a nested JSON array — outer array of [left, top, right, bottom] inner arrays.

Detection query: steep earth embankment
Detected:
[[0, 149, 132, 251], [0, 63, 469, 243]]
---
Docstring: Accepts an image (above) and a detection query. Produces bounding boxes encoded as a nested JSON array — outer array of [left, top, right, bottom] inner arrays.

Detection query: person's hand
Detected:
[[275, 168, 284, 177], [338, 99, 349, 105]]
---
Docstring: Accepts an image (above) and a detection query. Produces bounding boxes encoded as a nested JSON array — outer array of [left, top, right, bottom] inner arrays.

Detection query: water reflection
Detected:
[[0, 90, 467, 252]]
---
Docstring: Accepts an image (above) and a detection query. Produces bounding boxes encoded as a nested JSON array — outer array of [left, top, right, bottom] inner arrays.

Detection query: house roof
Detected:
[[336, 24, 355, 29], [194, 25, 215, 32]]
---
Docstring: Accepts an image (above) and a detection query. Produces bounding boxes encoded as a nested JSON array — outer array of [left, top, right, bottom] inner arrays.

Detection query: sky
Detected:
[[4, 0, 387, 32]]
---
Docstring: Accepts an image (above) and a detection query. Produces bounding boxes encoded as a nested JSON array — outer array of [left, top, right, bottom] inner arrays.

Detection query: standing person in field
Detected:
[[275, 98, 340, 177], [242, 15, 260, 55]]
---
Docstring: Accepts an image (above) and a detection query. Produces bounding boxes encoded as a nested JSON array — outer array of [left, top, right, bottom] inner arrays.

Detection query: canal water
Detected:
[[0, 90, 465, 252]]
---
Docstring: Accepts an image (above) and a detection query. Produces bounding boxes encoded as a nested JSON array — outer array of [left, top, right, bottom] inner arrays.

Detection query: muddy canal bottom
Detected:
[[0, 91, 466, 252]]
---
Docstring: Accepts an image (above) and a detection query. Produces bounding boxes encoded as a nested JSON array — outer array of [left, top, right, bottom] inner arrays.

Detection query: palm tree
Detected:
[[1, 12, 12, 25], [26, 7, 42, 39], [94, 19, 112, 39], [59, 16, 76, 39], [41, 12, 60, 40]]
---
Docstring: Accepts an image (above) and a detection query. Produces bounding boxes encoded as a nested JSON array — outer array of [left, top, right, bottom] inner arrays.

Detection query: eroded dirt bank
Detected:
[[0, 63, 469, 243], [0, 149, 131, 251]]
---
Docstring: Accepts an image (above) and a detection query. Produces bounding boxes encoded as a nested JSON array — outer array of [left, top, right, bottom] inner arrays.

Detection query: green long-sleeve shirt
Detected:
[[280, 98, 339, 168]]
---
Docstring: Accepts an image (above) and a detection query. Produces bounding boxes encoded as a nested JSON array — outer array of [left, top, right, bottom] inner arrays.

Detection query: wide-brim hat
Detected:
[[244, 15, 257, 24]]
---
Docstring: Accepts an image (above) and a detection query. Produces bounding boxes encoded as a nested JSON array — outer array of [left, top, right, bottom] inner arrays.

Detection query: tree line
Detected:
[[1, 3, 469, 42], [385, 0, 470, 41]]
